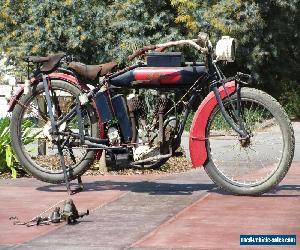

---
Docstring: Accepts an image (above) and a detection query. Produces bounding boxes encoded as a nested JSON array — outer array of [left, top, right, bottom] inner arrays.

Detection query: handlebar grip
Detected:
[[23, 56, 49, 63], [237, 72, 251, 78], [197, 32, 209, 47], [23, 56, 30, 62]]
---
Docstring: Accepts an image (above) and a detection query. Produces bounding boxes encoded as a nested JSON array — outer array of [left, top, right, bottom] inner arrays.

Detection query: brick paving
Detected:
[[0, 162, 299, 249], [133, 164, 300, 249]]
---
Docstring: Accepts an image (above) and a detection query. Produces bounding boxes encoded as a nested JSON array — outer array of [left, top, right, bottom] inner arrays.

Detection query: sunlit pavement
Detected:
[[0, 122, 299, 249]]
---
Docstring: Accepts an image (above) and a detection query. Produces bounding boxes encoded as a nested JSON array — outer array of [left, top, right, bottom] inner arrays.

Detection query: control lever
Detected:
[[236, 72, 252, 85]]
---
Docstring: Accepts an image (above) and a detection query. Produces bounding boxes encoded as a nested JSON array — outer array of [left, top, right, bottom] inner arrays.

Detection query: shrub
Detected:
[[0, 117, 36, 178], [279, 81, 300, 120], [0, 117, 17, 177]]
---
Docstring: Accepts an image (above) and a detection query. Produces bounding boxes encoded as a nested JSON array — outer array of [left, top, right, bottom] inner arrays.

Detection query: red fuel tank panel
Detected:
[[134, 67, 181, 85], [109, 66, 208, 87]]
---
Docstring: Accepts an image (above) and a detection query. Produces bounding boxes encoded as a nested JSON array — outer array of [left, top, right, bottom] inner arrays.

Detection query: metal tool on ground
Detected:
[[50, 207, 61, 223], [62, 198, 89, 224], [10, 198, 89, 226]]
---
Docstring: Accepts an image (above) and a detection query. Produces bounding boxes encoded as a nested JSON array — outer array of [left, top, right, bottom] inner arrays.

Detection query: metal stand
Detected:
[[75, 176, 84, 192], [42, 75, 72, 194], [37, 96, 46, 155]]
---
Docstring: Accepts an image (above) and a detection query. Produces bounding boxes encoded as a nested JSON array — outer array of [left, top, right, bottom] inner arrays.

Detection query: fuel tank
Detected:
[[110, 65, 208, 87]]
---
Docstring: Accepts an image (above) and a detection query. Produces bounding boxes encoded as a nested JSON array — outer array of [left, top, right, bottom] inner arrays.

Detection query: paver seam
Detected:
[[90, 191, 129, 212], [130, 191, 213, 248]]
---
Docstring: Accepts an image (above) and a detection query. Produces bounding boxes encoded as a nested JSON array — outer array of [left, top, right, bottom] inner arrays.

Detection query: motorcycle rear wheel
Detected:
[[10, 80, 99, 183], [204, 87, 294, 195]]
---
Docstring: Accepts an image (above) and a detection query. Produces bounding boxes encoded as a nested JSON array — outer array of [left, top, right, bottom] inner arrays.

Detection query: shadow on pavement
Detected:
[[262, 184, 300, 197], [36, 180, 216, 195], [207, 184, 300, 197], [36, 181, 300, 197]]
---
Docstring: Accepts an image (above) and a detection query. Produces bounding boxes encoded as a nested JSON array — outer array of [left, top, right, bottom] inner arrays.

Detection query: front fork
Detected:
[[42, 74, 83, 194], [211, 80, 249, 139]]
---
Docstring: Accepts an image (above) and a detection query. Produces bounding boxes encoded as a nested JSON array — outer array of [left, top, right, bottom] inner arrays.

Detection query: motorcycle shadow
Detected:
[[36, 180, 217, 196], [208, 184, 300, 197], [36, 180, 300, 197], [262, 184, 300, 197]]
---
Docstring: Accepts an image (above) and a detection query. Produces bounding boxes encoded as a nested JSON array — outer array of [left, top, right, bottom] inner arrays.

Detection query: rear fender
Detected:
[[189, 81, 236, 168], [7, 72, 89, 112]]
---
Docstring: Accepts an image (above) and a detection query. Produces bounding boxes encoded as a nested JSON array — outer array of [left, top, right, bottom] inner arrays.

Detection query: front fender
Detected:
[[189, 81, 236, 168], [7, 72, 89, 112]]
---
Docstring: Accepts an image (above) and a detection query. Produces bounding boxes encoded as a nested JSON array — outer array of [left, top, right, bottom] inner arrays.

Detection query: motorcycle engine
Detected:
[[107, 127, 121, 146], [126, 90, 177, 161]]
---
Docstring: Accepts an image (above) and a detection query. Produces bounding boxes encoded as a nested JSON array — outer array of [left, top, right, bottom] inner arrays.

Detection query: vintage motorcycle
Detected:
[[8, 33, 294, 195]]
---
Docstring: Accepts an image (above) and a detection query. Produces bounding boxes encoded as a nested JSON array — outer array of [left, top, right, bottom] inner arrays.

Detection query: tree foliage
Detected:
[[101, 0, 182, 64], [1, 1, 109, 66], [0, 0, 182, 72], [0, 0, 299, 97], [203, 0, 299, 95]]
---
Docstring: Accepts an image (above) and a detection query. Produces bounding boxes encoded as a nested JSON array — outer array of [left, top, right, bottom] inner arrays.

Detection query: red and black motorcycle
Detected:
[[8, 33, 294, 195]]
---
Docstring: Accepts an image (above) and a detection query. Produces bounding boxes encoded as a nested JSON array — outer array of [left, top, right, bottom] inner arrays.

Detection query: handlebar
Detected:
[[23, 56, 49, 63], [127, 32, 211, 62], [127, 45, 157, 61]]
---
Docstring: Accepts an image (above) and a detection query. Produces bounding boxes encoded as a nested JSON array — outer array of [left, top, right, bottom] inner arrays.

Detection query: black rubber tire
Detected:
[[10, 80, 99, 183], [204, 87, 295, 195]]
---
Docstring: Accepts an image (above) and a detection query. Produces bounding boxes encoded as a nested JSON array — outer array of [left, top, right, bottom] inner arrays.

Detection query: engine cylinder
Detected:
[[112, 94, 132, 143], [95, 90, 113, 123]]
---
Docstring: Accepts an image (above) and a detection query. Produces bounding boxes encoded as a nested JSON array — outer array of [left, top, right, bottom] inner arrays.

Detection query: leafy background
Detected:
[[0, 0, 299, 176], [1, 0, 299, 96]]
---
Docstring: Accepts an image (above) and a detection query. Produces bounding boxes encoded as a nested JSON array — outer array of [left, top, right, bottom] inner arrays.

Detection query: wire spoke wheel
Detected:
[[10, 80, 99, 183], [204, 88, 294, 195]]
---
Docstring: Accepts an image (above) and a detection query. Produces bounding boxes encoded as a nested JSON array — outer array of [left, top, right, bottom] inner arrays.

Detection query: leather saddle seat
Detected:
[[24, 53, 65, 72], [68, 61, 117, 80]]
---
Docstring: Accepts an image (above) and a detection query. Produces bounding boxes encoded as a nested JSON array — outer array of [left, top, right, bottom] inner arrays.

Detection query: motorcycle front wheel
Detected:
[[204, 87, 294, 195], [10, 80, 99, 183]]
